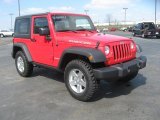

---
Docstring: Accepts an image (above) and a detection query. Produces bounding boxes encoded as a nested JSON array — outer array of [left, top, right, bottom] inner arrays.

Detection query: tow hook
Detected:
[[137, 62, 141, 69]]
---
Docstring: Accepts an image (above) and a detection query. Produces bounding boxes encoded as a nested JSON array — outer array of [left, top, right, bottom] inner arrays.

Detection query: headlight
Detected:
[[105, 46, 110, 55], [130, 42, 134, 49]]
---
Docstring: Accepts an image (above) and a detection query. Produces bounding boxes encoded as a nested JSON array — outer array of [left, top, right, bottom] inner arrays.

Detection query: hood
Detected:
[[56, 32, 132, 47]]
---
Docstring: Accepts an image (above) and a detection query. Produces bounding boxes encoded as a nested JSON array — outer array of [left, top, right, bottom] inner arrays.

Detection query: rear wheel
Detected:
[[64, 60, 99, 101], [119, 71, 138, 82], [15, 51, 33, 77]]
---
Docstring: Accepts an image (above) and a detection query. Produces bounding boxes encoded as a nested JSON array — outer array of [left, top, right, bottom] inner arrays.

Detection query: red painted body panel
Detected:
[[13, 13, 137, 68]]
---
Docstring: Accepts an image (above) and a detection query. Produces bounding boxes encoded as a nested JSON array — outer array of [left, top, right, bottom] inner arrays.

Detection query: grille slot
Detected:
[[113, 43, 131, 61]]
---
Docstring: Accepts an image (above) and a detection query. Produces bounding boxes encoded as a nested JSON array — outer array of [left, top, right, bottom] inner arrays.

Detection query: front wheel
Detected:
[[64, 60, 99, 101], [15, 51, 33, 77]]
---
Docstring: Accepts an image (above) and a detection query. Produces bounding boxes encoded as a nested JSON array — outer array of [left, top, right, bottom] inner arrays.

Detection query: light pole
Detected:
[[106, 14, 111, 26], [18, 0, 21, 16], [9, 13, 14, 31], [123, 8, 128, 26], [84, 10, 89, 15], [155, 0, 157, 24]]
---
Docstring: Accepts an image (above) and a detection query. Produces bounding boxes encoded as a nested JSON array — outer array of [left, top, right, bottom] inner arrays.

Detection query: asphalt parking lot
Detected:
[[0, 32, 160, 120]]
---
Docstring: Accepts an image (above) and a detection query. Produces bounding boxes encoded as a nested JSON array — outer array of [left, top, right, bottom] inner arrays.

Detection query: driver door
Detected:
[[29, 16, 54, 66]]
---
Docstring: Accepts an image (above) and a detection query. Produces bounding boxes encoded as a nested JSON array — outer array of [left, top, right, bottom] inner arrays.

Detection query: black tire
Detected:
[[64, 60, 99, 101], [119, 71, 138, 82], [15, 51, 33, 77]]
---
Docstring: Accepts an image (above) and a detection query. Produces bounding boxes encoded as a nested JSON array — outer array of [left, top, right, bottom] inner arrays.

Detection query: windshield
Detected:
[[52, 15, 95, 32]]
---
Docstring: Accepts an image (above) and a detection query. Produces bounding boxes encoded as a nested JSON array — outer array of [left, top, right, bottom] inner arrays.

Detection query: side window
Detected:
[[15, 18, 30, 35], [34, 17, 48, 34]]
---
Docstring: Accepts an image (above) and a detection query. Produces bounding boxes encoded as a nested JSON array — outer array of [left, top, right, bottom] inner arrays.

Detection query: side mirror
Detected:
[[39, 28, 50, 36]]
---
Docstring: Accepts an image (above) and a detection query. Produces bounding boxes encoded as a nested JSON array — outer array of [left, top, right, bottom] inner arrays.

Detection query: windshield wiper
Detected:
[[76, 29, 94, 33], [57, 30, 77, 33]]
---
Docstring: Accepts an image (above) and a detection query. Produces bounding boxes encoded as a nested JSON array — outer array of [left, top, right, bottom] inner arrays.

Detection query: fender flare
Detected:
[[59, 47, 106, 68], [12, 43, 32, 62]]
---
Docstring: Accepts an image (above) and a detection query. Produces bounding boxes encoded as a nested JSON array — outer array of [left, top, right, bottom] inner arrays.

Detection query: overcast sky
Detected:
[[0, 0, 160, 29]]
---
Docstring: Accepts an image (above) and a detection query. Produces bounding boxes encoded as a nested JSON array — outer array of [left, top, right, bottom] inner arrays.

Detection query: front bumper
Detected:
[[145, 31, 160, 36], [93, 56, 147, 80]]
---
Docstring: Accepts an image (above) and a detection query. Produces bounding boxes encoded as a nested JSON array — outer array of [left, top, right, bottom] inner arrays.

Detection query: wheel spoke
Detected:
[[78, 71, 84, 80], [72, 71, 78, 77], [77, 85, 82, 93], [80, 79, 86, 87], [70, 80, 77, 86]]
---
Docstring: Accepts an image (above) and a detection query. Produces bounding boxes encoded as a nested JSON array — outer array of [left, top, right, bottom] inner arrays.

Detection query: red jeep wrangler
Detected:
[[12, 13, 147, 101]]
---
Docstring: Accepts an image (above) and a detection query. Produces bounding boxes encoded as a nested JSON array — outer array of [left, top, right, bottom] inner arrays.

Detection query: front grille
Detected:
[[112, 43, 132, 61]]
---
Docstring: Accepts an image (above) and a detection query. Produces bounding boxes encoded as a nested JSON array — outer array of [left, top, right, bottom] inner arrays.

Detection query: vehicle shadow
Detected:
[[32, 67, 64, 83], [92, 74, 146, 101], [31, 68, 146, 102]]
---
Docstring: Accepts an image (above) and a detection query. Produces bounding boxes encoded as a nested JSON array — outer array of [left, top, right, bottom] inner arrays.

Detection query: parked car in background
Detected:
[[102, 28, 109, 34], [0, 30, 14, 38], [120, 27, 127, 32], [109, 27, 117, 32], [96, 29, 101, 33], [132, 22, 160, 38]]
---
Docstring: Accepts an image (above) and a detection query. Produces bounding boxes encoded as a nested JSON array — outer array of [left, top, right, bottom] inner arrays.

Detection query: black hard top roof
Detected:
[[142, 22, 154, 24], [15, 12, 88, 19], [15, 12, 49, 19]]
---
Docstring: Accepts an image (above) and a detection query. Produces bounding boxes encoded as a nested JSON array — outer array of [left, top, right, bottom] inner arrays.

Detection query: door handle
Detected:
[[31, 38, 36, 42]]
